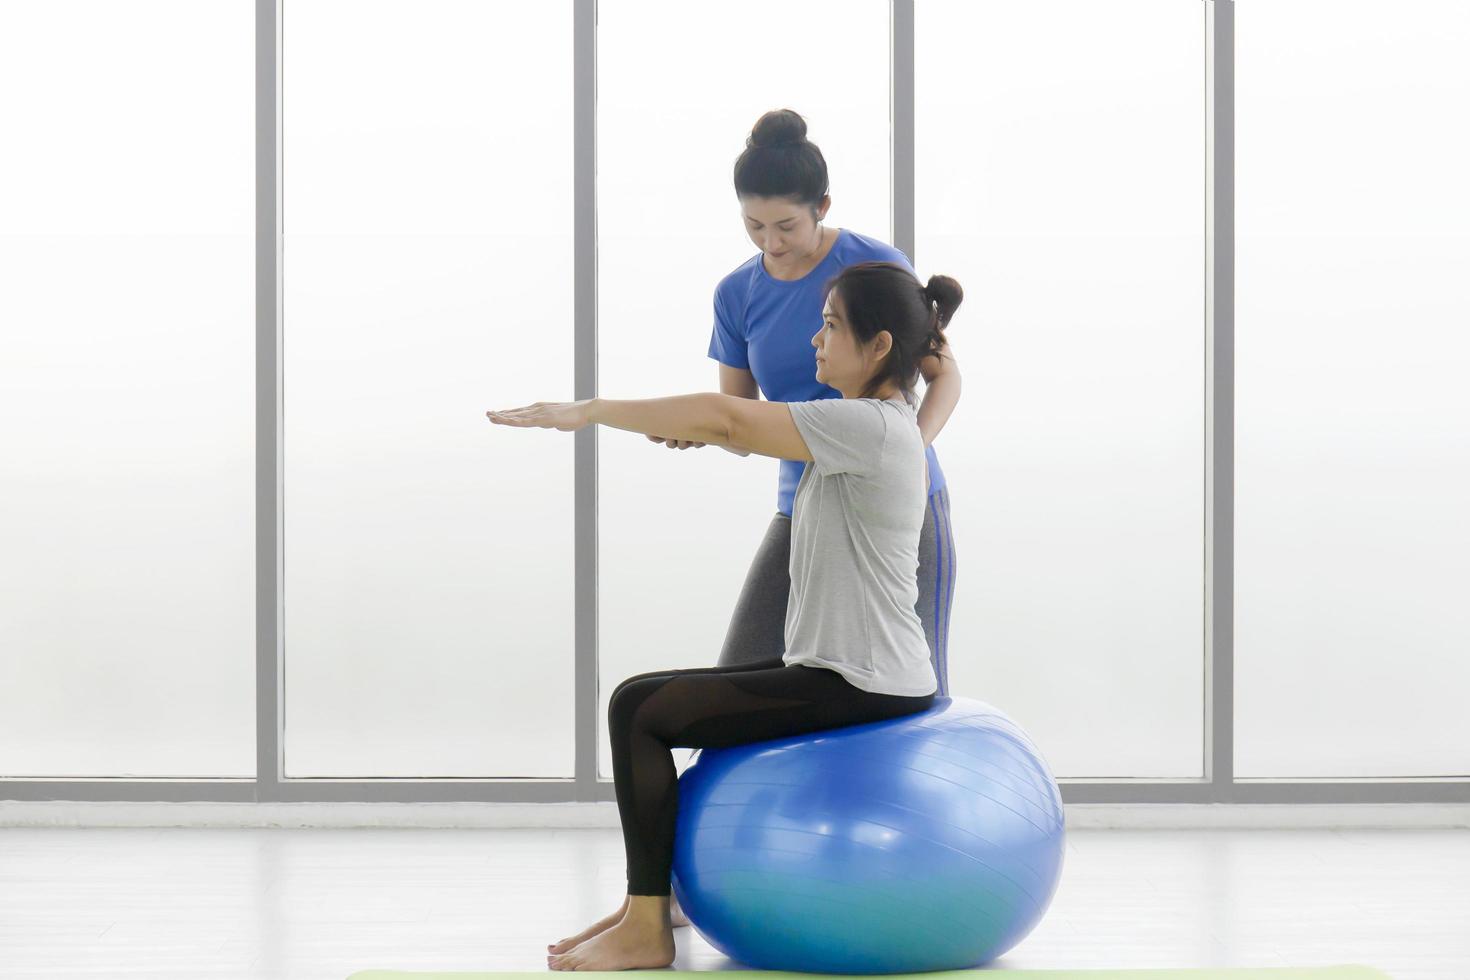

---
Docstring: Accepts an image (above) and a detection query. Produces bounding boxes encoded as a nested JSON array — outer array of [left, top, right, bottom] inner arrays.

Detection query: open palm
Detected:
[[485, 401, 592, 432]]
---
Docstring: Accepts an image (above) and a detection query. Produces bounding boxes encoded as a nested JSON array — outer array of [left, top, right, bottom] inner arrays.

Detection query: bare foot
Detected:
[[548, 896, 631, 955], [547, 915, 676, 972]]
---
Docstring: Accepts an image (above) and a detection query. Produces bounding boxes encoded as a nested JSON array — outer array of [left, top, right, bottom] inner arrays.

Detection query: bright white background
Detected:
[[1234, 0, 1470, 778], [0, 0, 256, 777], [917, 0, 1206, 777], [280, 0, 575, 777], [1, 0, 1466, 782]]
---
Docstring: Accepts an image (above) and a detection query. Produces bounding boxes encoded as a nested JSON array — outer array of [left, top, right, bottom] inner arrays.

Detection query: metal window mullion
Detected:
[[1210, 0, 1236, 801], [574, 0, 599, 799], [256, 0, 283, 803], [891, 0, 915, 264]]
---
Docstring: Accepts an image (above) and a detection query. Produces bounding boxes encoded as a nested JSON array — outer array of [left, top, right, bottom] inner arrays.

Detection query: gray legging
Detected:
[[717, 486, 956, 695]]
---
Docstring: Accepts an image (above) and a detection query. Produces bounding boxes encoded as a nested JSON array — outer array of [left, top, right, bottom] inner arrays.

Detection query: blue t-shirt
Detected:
[[707, 227, 948, 517]]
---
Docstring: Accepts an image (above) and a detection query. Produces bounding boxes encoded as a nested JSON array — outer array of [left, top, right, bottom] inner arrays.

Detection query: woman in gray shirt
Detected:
[[487, 260, 963, 972]]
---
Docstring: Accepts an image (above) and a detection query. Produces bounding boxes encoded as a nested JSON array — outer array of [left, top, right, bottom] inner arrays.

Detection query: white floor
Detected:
[[0, 826, 1466, 979]]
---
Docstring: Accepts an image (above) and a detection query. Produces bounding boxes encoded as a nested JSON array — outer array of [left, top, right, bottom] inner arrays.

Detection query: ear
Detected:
[[872, 329, 895, 360], [816, 195, 832, 220]]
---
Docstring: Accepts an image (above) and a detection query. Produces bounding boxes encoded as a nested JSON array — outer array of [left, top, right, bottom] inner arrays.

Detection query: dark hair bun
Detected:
[[924, 274, 964, 330], [748, 108, 808, 149]]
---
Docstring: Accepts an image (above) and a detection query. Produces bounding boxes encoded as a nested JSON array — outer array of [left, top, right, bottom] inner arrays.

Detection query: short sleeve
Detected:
[[879, 245, 917, 277], [706, 285, 748, 370], [787, 399, 888, 478]]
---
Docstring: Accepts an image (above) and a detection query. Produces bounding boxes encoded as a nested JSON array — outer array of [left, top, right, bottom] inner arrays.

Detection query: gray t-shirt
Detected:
[[782, 394, 937, 697]]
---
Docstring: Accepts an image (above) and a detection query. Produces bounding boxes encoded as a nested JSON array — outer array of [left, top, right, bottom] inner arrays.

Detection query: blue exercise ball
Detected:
[[671, 695, 1065, 974]]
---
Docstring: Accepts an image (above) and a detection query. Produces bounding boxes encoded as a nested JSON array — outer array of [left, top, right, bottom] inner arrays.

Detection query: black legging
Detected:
[[608, 655, 936, 896]]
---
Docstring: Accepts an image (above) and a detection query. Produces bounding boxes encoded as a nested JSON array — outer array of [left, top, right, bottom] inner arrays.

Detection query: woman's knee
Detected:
[[608, 675, 668, 735], [609, 675, 635, 705], [609, 667, 675, 706]]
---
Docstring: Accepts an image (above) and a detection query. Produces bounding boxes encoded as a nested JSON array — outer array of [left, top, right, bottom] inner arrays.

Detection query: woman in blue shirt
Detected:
[[642, 107, 965, 943], [657, 110, 962, 695]]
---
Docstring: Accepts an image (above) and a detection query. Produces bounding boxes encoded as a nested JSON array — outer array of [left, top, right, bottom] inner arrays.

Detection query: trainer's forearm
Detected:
[[916, 369, 962, 448], [589, 393, 731, 446]]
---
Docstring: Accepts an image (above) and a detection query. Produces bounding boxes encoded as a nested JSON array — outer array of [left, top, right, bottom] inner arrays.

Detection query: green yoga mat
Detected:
[[348, 967, 1392, 979]]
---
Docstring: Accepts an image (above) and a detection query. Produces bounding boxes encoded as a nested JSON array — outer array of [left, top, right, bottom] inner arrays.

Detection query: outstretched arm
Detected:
[[588, 393, 733, 447], [915, 340, 962, 448], [592, 393, 813, 463], [489, 383, 814, 463], [716, 363, 759, 456], [643, 363, 761, 455]]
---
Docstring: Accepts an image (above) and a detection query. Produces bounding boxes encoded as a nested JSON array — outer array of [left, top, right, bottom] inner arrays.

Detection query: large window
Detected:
[[4, 1, 1465, 801], [1235, 0, 1470, 778], [916, 0, 1207, 777], [0, 1, 256, 777], [281, 0, 575, 777]]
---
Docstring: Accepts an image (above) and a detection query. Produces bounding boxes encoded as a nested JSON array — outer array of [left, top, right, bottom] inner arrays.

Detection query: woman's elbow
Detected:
[[921, 363, 961, 393], [709, 393, 742, 447]]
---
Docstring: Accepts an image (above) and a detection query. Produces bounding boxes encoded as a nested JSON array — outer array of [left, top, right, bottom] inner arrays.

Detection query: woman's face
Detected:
[[812, 289, 890, 396], [741, 194, 829, 264]]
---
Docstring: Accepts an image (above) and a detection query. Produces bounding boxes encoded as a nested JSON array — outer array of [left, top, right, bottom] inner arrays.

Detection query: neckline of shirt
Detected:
[[757, 227, 847, 285]]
